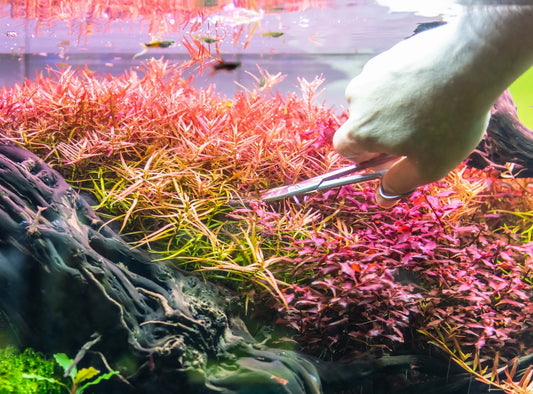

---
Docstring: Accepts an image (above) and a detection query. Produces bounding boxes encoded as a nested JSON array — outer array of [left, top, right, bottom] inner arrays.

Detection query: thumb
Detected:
[[376, 157, 430, 208]]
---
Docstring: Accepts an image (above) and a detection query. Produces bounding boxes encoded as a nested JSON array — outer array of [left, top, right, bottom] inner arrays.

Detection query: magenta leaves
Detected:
[[245, 176, 533, 360]]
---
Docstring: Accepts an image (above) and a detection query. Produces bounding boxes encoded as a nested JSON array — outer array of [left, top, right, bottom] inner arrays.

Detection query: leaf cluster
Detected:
[[0, 347, 62, 393], [272, 173, 533, 359], [421, 327, 533, 394], [23, 352, 118, 394], [0, 59, 337, 305]]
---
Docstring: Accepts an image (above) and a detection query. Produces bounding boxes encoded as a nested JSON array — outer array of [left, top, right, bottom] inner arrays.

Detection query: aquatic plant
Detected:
[[0, 59, 532, 383], [248, 168, 533, 358], [420, 328, 533, 394], [0, 347, 62, 393], [0, 58, 337, 306], [24, 352, 118, 394]]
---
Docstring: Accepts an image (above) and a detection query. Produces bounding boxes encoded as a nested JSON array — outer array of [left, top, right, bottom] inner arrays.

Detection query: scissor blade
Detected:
[[260, 154, 397, 202], [260, 170, 387, 202], [260, 177, 323, 202], [317, 170, 386, 191]]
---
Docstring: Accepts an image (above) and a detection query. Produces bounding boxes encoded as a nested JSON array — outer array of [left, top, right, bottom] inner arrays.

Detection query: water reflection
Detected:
[[0, 0, 437, 107]]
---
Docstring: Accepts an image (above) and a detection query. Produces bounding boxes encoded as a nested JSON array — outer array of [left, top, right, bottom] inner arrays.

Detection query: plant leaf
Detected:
[[22, 373, 70, 393], [74, 367, 100, 385], [22, 373, 64, 386], [53, 353, 76, 378], [77, 371, 119, 394]]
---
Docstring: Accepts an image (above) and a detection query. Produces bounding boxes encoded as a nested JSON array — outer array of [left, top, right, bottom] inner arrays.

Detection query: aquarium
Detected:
[[0, 1, 532, 393]]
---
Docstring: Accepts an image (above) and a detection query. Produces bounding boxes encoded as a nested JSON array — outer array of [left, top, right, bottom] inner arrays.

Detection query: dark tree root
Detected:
[[0, 143, 529, 394], [468, 89, 533, 176]]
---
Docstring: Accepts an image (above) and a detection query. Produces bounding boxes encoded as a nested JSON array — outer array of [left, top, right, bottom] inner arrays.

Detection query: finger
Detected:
[[376, 157, 429, 208], [332, 123, 378, 164]]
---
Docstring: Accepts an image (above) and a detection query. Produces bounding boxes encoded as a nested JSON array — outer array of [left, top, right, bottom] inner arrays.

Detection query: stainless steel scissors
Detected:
[[259, 154, 398, 202]]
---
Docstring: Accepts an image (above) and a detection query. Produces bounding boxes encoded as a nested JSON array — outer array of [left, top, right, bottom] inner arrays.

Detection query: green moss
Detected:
[[0, 347, 63, 394]]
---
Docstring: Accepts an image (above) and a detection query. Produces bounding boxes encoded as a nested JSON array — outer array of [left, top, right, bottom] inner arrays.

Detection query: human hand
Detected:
[[333, 4, 533, 208]]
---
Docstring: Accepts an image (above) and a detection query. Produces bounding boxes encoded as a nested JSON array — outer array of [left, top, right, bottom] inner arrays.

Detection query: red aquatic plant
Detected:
[[0, 60, 532, 370], [245, 170, 533, 360]]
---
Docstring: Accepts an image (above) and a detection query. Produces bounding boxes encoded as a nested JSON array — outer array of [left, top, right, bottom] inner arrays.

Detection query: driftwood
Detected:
[[0, 144, 326, 393], [0, 144, 531, 393], [468, 89, 533, 176]]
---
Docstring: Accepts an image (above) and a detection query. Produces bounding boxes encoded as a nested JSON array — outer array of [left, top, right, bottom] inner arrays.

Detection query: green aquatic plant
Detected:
[[0, 347, 62, 394], [23, 352, 118, 394]]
